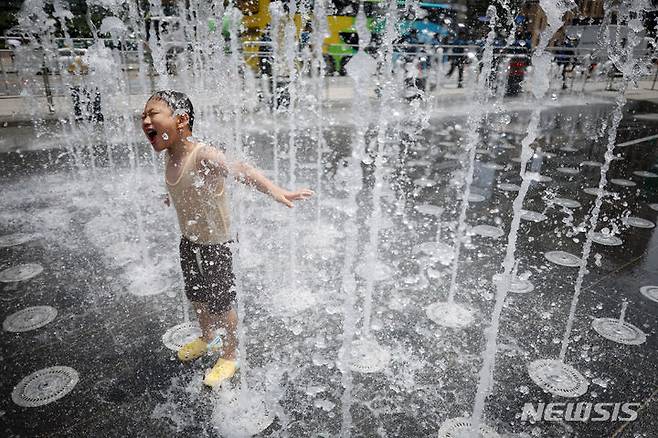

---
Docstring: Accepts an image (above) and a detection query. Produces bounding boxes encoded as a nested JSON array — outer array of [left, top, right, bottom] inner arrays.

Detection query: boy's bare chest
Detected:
[[166, 158, 193, 184]]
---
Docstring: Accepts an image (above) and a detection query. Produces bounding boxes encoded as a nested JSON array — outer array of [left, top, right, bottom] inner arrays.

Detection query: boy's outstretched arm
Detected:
[[233, 160, 314, 208], [198, 145, 314, 208]]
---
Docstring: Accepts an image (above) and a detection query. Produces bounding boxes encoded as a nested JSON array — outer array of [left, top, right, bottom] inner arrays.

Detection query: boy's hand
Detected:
[[271, 188, 314, 208]]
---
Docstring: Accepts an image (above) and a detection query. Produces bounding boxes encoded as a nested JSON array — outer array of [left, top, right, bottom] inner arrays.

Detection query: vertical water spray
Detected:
[[553, 0, 652, 365], [312, 0, 329, 226], [337, 1, 394, 434], [337, 164, 361, 438], [466, 0, 580, 433], [210, 7, 275, 437], [285, 0, 300, 286], [349, 0, 400, 374], [269, 2, 284, 184], [14, 1, 60, 139], [146, 0, 168, 89], [336, 99, 363, 438], [426, 5, 499, 331]]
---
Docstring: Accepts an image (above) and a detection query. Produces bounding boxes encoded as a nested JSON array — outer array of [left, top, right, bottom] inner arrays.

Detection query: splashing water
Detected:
[[4, 0, 658, 437]]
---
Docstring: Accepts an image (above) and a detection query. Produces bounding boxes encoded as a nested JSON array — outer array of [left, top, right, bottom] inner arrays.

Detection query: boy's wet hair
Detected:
[[148, 90, 194, 131]]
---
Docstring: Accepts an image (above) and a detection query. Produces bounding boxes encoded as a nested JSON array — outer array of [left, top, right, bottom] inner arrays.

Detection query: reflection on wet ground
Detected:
[[1, 102, 657, 437]]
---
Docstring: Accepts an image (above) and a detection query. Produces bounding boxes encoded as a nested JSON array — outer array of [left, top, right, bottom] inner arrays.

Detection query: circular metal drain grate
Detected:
[[438, 417, 499, 438], [471, 225, 504, 238], [12, 366, 79, 407], [552, 198, 581, 209], [498, 183, 520, 192], [479, 162, 505, 170], [413, 178, 436, 188], [0, 233, 35, 248], [0, 263, 43, 283], [350, 338, 391, 373], [467, 193, 486, 203], [493, 274, 534, 294], [531, 174, 553, 183], [3, 306, 57, 332], [161, 322, 202, 351], [591, 318, 646, 345], [528, 359, 588, 398], [590, 232, 623, 246], [426, 301, 474, 328], [510, 279, 534, 294], [410, 144, 429, 152], [622, 217, 655, 229], [520, 210, 547, 222], [633, 170, 658, 178], [406, 159, 431, 167], [583, 187, 612, 196], [212, 389, 275, 437], [414, 242, 453, 266], [544, 251, 582, 267], [557, 167, 579, 174], [356, 261, 393, 282], [640, 285, 658, 303], [415, 204, 444, 216], [271, 286, 317, 315], [610, 178, 637, 187]]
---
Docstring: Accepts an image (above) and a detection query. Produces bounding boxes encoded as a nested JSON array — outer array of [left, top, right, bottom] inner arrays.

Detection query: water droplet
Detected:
[[162, 133, 169, 141], [551, 93, 558, 101]]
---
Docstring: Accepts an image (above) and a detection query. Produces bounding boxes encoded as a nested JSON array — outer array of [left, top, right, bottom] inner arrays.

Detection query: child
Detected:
[[142, 90, 313, 387]]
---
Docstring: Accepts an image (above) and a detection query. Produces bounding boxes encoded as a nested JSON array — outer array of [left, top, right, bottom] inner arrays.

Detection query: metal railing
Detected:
[[0, 36, 655, 101]]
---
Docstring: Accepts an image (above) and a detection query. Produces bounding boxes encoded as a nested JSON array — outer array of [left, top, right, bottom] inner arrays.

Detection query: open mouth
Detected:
[[145, 128, 157, 142]]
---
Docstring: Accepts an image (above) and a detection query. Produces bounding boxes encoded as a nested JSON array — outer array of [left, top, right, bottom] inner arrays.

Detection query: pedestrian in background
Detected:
[[446, 30, 467, 88], [66, 52, 103, 123]]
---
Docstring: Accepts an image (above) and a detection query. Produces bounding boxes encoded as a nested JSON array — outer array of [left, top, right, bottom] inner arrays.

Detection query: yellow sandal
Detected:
[[203, 358, 239, 388], [177, 337, 221, 362]]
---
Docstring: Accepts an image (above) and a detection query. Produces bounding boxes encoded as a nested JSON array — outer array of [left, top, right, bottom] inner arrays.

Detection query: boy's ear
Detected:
[[176, 113, 190, 130]]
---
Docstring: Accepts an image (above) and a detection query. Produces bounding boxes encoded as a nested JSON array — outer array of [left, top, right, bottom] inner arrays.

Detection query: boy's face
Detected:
[[141, 98, 180, 152]]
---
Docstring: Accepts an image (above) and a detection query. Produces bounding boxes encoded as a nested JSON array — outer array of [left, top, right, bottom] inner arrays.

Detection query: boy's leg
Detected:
[[203, 306, 239, 387], [215, 307, 238, 361], [193, 301, 215, 342], [177, 301, 221, 362], [196, 302, 238, 361]]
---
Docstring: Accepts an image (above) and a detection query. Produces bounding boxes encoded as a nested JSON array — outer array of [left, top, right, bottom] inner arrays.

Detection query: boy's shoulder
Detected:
[[195, 141, 229, 155], [194, 142, 214, 166], [194, 142, 230, 172], [195, 142, 224, 161]]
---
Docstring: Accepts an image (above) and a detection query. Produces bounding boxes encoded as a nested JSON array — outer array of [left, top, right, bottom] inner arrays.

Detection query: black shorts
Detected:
[[179, 236, 236, 314]]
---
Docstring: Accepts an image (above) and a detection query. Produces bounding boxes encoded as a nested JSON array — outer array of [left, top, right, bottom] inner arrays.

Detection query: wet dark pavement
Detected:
[[1, 101, 658, 437]]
